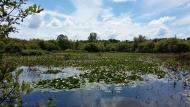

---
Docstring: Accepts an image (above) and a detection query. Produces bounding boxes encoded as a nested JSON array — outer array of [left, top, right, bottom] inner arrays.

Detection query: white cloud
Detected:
[[156, 27, 171, 38], [45, 10, 70, 19], [149, 16, 175, 26], [28, 12, 45, 29], [28, 15, 42, 29], [47, 18, 62, 28], [173, 15, 190, 26], [145, 0, 190, 8], [12, 0, 183, 40], [143, 0, 190, 18]]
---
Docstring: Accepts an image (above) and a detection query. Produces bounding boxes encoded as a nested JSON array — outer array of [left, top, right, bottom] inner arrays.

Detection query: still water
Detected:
[[16, 66, 190, 107]]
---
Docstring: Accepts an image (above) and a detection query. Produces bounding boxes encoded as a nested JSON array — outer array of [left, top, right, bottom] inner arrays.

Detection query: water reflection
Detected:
[[16, 66, 81, 83], [8, 66, 190, 107], [22, 78, 190, 107]]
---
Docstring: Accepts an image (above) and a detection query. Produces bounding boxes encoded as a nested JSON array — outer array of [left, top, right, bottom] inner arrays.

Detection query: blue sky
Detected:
[[11, 0, 190, 40]]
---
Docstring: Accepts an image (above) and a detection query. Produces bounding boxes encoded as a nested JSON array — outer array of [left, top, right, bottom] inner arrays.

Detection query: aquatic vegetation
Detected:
[[47, 97, 56, 107], [36, 77, 81, 89], [1, 53, 190, 107], [43, 70, 62, 74], [34, 57, 167, 89], [3, 53, 190, 90], [152, 53, 190, 71]]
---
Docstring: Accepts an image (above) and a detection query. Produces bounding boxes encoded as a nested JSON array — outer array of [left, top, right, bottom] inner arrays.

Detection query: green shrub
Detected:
[[116, 42, 130, 52], [137, 41, 155, 53], [38, 41, 59, 51], [84, 43, 99, 52], [57, 34, 71, 50], [176, 42, 189, 52], [21, 50, 44, 56], [4, 43, 22, 54], [0, 41, 5, 52], [154, 38, 190, 53], [105, 44, 117, 51]]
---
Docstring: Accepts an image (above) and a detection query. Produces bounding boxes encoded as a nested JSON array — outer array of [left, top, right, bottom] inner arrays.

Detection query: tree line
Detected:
[[0, 33, 190, 55], [0, 1, 190, 55]]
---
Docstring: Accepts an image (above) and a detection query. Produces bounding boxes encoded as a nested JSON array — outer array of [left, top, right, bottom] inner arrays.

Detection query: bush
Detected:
[[105, 44, 117, 51], [21, 50, 44, 56], [4, 43, 22, 54], [137, 41, 155, 53], [57, 34, 71, 50], [84, 43, 99, 52], [176, 42, 189, 52], [96, 43, 106, 52], [116, 42, 130, 52], [0, 41, 5, 52], [154, 38, 190, 53], [38, 41, 59, 51]]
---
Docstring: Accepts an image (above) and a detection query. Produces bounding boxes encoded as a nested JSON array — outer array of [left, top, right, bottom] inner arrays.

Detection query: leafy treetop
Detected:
[[0, 0, 43, 38]]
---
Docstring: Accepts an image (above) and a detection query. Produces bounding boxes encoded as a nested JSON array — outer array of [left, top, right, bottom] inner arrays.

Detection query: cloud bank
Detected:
[[11, 0, 190, 40]]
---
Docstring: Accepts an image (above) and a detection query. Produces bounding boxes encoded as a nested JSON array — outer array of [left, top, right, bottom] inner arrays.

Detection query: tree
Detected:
[[56, 34, 70, 50], [4, 42, 22, 53], [74, 40, 79, 50], [0, 41, 5, 52], [0, 53, 26, 106], [0, 0, 43, 38], [84, 43, 99, 52], [154, 38, 189, 53], [176, 42, 189, 52], [38, 40, 59, 51], [116, 42, 130, 52], [88, 32, 98, 42], [108, 39, 120, 43], [137, 41, 155, 53], [133, 35, 146, 52]]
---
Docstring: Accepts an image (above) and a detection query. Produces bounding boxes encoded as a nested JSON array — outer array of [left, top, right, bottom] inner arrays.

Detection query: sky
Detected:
[[11, 0, 190, 40]]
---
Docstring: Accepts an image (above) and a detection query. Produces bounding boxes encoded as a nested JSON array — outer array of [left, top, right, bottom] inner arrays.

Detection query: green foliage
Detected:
[[116, 42, 130, 52], [39, 40, 59, 51], [21, 50, 44, 56], [105, 43, 117, 51], [84, 43, 99, 52], [43, 70, 62, 74], [137, 41, 155, 53], [88, 32, 98, 42], [0, 53, 24, 106], [176, 42, 189, 52], [37, 77, 80, 89], [108, 39, 120, 43], [155, 38, 189, 53], [133, 35, 146, 52], [56, 34, 70, 50], [4, 43, 22, 54], [0, 33, 189, 54], [0, 41, 5, 52], [47, 97, 56, 107], [0, 0, 43, 38]]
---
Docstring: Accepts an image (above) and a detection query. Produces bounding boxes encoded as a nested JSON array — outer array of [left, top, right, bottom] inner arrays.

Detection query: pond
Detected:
[[16, 66, 81, 83], [11, 66, 190, 107]]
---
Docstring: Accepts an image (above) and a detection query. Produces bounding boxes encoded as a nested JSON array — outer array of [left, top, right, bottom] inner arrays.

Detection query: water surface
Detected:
[[16, 66, 190, 107]]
